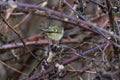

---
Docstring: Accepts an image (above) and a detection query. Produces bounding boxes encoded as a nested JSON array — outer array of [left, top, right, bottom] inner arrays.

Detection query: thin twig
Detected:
[[0, 14, 41, 60], [0, 60, 28, 76], [28, 42, 108, 80], [90, 0, 107, 9], [62, 0, 87, 21], [0, 1, 120, 41]]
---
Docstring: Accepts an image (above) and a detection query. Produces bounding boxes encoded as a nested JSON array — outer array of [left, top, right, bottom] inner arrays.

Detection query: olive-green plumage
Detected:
[[46, 26, 64, 41]]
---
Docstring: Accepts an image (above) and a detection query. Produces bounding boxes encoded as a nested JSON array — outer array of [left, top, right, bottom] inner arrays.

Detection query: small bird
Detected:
[[41, 26, 64, 41]]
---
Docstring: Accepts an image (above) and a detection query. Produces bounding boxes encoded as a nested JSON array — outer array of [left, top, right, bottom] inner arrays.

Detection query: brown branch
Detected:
[[62, 0, 87, 21], [0, 39, 79, 53], [26, 34, 44, 41], [0, 1, 120, 41], [90, 0, 107, 9], [106, 0, 116, 31], [0, 60, 28, 76], [28, 42, 108, 80], [0, 14, 41, 60]]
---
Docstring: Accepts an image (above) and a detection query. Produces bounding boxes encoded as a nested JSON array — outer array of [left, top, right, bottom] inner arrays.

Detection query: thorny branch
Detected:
[[28, 42, 108, 80], [0, 1, 120, 42], [0, 1, 120, 80]]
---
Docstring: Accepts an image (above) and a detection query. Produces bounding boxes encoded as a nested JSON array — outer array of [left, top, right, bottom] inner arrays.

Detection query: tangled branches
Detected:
[[0, 0, 120, 80]]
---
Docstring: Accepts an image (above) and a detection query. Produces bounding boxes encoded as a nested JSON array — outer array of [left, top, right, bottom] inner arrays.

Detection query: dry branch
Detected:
[[0, 39, 79, 52]]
